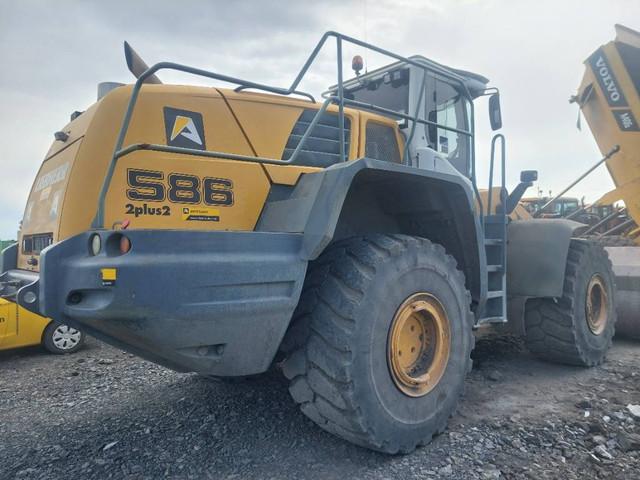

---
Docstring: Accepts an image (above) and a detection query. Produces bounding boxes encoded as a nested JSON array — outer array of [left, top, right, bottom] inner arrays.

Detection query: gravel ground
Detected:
[[1, 334, 639, 480]]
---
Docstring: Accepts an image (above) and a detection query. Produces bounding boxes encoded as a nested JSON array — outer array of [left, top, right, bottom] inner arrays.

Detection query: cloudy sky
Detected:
[[0, 0, 637, 239]]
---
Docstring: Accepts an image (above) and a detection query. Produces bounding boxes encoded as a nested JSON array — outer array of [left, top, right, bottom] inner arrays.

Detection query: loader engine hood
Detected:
[[16, 84, 358, 271]]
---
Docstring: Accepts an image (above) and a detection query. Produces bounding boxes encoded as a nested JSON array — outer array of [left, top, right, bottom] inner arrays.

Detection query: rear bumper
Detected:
[[19, 229, 307, 376]]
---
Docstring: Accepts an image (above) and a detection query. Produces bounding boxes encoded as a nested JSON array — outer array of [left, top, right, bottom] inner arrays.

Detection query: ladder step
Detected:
[[479, 316, 508, 324], [486, 290, 504, 299], [484, 239, 502, 246], [487, 265, 503, 272]]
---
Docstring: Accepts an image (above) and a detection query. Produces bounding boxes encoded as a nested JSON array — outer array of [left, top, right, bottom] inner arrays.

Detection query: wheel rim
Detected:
[[52, 324, 81, 350], [585, 274, 609, 335], [387, 293, 451, 397]]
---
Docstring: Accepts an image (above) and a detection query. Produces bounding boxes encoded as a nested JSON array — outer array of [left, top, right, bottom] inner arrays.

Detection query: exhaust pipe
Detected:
[[124, 41, 162, 84]]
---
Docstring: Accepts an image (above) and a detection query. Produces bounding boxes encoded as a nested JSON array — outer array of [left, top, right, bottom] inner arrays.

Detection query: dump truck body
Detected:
[[577, 24, 640, 240], [575, 24, 640, 337]]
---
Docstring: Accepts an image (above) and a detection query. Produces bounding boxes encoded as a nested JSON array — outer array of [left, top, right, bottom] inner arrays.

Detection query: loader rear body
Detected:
[[9, 82, 424, 374]]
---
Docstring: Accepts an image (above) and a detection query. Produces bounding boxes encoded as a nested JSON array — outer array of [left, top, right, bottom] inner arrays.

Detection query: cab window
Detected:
[[563, 200, 579, 216], [365, 122, 401, 163], [345, 68, 410, 116], [426, 76, 471, 176]]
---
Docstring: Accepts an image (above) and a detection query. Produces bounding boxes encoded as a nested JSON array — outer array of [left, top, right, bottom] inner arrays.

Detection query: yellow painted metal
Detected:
[[576, 25, 640, 244], [387, 293, 451, 397], [478, 188, 532, 220], [262, 164, 322, 185], [0, 299, 51, 351], [103, 151, 271, 231], [17, 77, 415, 273], [585, 274, 610, 336], [17, 85, 373, 269]]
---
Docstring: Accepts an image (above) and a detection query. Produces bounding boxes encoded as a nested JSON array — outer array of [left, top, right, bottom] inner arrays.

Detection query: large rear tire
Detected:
[[524, 240, 616, 366], [281, 234, 474, 454]]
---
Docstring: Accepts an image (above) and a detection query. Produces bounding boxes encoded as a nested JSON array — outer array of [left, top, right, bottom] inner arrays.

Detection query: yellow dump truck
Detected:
[[0, 33, 617, 453], [574, 24, 640, 337]]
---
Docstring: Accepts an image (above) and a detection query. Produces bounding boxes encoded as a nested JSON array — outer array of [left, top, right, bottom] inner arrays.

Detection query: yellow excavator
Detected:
[[572, 24, 640, 338]]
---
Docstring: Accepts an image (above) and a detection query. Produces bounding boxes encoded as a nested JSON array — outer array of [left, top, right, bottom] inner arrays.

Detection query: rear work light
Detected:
[[90, 234, 102, 256]]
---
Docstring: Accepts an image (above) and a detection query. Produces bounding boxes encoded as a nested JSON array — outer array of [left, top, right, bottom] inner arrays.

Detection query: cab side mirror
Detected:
[[489, 93, 502, 131], [520, 170, 538, 183], [502, 170, 538, 214]]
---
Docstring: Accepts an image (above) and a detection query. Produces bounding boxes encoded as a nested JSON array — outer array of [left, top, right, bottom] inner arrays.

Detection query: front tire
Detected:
[[281, 235, 474, 454], [42, 322, 85, 354], [524, 240, 616, 366]]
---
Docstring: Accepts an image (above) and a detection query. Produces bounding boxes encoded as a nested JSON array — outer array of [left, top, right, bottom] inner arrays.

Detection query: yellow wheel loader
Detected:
[[572, 24, 640, 338], [0, 33, 617, 453]]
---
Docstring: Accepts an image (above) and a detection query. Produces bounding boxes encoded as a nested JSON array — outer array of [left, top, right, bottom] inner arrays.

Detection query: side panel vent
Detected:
[[282, 109, 351, 167], [22, 233, 53, 255]]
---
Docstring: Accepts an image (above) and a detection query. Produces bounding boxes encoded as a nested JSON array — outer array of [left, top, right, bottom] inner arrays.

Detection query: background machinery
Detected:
[[572, 24, 640, 338], [0, 240, 84, 354], [0, 298, 85, 354], [0, 33, 617, 453]]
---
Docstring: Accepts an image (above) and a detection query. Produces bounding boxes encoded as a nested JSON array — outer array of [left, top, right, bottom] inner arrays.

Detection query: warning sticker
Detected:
[[181, 207, 220, 222], [101, 268, 117, 287]]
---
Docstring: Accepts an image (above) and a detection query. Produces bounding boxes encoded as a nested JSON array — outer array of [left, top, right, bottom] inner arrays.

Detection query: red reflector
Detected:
[[119, 235, 131, 254]]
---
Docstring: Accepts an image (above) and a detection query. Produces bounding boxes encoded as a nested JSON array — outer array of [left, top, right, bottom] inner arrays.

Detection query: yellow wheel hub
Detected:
[[387, 293, 451, 397], [586, 274, 609, 335]]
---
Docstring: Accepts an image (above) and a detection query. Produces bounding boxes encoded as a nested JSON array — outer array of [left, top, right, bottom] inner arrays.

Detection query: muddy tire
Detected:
[[524, 240, 616, 366], [281, 234, 474, 454]]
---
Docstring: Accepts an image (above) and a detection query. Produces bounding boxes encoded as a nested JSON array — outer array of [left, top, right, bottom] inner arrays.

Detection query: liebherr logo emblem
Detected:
[[163, 107, 206, 150], [171, 116, 202, 145]]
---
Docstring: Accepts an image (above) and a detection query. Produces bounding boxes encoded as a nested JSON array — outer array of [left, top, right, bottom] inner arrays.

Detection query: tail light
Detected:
[[119, 235, 131, 254]]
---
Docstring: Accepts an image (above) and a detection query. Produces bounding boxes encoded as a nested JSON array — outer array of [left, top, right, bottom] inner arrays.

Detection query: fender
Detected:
[[506, 219, 587, 297], [0, 242, 17, 274], [257, 158, 487, 311]]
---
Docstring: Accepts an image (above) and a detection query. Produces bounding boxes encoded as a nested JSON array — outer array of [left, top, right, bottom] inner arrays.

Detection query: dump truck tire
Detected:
[[524, 240, 616, 366], [281, 234, 474, 454]]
